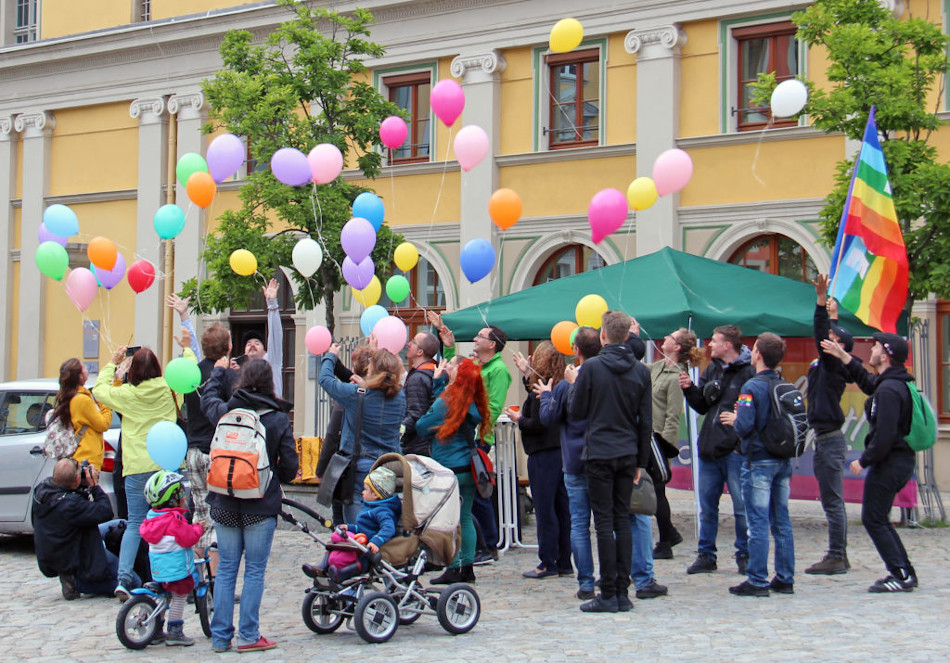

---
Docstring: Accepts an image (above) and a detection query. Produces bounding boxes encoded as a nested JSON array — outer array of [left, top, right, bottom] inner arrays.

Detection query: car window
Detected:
[[0, 391, 56, 435]]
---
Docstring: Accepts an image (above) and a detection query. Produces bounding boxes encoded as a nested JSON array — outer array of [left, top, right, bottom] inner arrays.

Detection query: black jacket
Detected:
[[569, 342, 652, 465], [401, 362, 436, 456], [846, 363, 915, 468], [185, 359, 238, 453], [32, 480, 114, 582], [806, 305, 861, 434], [201, 371, 299, 517], [518, 377, 561, 456], [683, 347, 755, 461]]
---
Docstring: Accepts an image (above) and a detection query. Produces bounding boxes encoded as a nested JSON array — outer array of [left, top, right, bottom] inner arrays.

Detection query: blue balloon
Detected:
[[43, 204, 79, 238], [153, 204, 186, 239], [460, 238, 496, 283], [360, 304, 389, 336], [353, 192, 385, 231], [146, 420, 187, 472]]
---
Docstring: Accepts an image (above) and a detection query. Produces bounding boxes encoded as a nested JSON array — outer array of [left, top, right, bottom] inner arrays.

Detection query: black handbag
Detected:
[[317, 388, 365, 507], [647, 433, 673, 485], [629, 473, 657, 516], [463, 422, 495, 499]]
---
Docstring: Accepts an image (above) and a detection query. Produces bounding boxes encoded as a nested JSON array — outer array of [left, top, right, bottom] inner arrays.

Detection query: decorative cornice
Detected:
[[625, 24, 687, 56], [129, 97, 167, 122], [676, 126, 833, 149], [14, 111, 54, 137], [450, 51, 506, 79], [168, 91, 204, 117]]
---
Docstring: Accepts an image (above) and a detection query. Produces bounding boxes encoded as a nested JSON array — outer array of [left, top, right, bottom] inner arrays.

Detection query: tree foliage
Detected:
[[753, 0, 950, 308], [182, 0, 403, 331]]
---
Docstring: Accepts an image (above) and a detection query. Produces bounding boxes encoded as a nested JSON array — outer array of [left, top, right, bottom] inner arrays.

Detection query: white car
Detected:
[[0, 379, 119, 535]]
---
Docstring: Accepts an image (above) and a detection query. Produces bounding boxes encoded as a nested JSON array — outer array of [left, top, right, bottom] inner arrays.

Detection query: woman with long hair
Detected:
[[416, 356, 490, 584], [92, 339, 195, 600], [650, 328, 702, 559], [200, 358, 298, 653], [319, 344, 405, 522], [507, 341, 572, 579], [52, 358, 113, 469]]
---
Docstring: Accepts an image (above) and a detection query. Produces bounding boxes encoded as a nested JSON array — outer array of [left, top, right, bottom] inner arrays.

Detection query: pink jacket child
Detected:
[[140, 507, 204, 583], [327, 530, 366, 570]]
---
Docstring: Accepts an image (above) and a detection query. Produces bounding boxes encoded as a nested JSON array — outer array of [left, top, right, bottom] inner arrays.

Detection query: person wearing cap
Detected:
[[820, 331, 918, 592], [804, 275, 860, 575], [240, 278, 284, 398]]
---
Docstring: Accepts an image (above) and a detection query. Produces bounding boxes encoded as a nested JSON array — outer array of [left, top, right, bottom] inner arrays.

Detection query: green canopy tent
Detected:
[[442, 247, 896, 341]]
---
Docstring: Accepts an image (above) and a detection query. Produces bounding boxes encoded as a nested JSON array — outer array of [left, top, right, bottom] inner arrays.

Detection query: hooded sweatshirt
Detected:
[[682, 346, 754, 461], [539, 376, 587, 475], [140, 506, 202, 582], [851, 364, 916, 468], [807, 305, 863, 434]]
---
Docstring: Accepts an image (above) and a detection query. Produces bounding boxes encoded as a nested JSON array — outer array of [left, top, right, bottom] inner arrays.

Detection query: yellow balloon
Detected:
[[393, 242, 419, 272], [229, 249, 257, 276], [627, 177, 658, 211], [352, 275, 381, 306], [549, 18, 583, 53], [575, 294, 609, 329]]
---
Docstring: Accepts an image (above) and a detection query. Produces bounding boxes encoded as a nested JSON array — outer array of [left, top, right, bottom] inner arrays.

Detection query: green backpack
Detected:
[[904, 383, 937, 452]]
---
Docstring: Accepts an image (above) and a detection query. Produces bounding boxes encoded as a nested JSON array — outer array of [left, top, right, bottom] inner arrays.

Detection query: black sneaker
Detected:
[[868, 575, 914, 593], [652, 542, 673, 560], [804, 554, 848, 575], [576, 589, 596, 600], [686, 555, 717, 574], [580, 594, 619, 613], [59, 574, 79, 601], [635, 580, 668, 599], [472, 551, 494, 566], [769, 578, 794, 594], [729, 580, 769, 597], [670, 529, 684, 547], [736, 554, 749, 576], [616, 594, 634, 612]]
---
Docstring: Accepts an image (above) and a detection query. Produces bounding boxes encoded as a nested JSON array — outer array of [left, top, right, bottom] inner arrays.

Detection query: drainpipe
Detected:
[[162, 113, 178, 362]]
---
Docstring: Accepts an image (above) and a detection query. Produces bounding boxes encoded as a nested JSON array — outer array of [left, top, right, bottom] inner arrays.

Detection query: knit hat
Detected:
[[243, 329, 265, 350], [365, 466, 396, 500], [872, 332, 908, 364], [830, 324, 854, 353]]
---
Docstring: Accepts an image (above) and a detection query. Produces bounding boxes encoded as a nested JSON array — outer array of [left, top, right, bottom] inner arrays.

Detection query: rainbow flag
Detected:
[[829, 107, 908, 333]]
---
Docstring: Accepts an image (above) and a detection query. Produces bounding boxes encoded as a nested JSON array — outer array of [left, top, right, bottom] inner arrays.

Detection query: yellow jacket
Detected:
[[69, 387, 113, 469]]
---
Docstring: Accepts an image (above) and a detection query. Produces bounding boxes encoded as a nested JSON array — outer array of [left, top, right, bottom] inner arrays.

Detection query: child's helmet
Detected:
[[144, 471, 185, 509]]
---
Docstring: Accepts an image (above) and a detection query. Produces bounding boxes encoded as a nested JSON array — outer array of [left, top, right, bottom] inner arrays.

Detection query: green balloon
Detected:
[[176, 153, 209, 188], [385, 274, 411, 303], [570, 326, 588, 347], [165, 357, 201, 394], [36, 241, 69, 281]]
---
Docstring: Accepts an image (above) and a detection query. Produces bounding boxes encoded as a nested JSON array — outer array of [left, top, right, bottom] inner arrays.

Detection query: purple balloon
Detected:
[[340, 217, 377, 264], [38, 222, 68, 247], [270, 147, 312, 187], [342, 256, 375, 290], [207, 133, 246, 183], [92, 252, 127, 290]]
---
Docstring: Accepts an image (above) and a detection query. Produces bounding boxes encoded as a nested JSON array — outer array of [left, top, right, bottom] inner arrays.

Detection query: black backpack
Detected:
[[757, 377, 809, 459]]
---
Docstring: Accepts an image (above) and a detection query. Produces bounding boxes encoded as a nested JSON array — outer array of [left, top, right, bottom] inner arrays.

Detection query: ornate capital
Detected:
[[130, 97, 167, 123], [14, 111, 54, 138], [168, 91, 205, 119], [451, 51, 506, 80], [625, 25, 687, 58], [0, 116, 15, 140]]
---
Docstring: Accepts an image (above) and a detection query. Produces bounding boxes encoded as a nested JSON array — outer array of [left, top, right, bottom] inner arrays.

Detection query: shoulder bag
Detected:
[[317, 388, 365, 507], [463, 421, 495, 499]]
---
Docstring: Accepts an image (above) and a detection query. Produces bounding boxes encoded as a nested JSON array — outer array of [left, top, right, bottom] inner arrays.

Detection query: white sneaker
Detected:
[[114, 584, 131, 602]]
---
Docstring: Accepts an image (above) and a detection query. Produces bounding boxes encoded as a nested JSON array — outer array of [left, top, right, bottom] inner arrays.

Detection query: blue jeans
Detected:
[[117, 471, 156, 588], [697, 453, 748, 560], [527, 449, 572, 572], [630, 513, 655, 590], [740, 459, 794, 587], [342, 457, 376, 524], [211, 516, 277, 649], [563, 473, 594, 592]]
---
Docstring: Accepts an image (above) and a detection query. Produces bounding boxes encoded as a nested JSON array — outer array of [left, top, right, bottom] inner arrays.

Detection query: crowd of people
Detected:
[[30, 274, 926, 649]]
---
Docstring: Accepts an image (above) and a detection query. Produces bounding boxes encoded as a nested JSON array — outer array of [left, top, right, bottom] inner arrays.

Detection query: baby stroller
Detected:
[[280, 452, 481, 644]]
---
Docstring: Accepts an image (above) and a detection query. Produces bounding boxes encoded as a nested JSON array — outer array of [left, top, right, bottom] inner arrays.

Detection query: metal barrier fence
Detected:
[[312, 336, 362, 438]]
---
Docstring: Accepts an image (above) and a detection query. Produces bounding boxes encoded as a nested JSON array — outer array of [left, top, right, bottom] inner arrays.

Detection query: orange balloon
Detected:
[[489, 188, 522, 230], [186, 171, 217, 209], [551, 320, 578, 355], [87, 236, 117, 271]]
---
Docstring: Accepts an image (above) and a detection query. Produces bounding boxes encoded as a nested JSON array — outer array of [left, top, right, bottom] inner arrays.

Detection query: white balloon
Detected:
[[770, 79, 808, 119], [292, 237, 323, 278]]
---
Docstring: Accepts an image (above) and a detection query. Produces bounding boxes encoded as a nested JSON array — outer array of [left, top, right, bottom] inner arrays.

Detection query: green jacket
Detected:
[[648, 359, 686, 445], [93, 349, 194, 476], [444, 346, 512, 445]]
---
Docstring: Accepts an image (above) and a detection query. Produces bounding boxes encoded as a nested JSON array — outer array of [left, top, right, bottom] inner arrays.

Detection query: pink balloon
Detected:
[[38, 222, 68, 247], [652, 148, 693, 196], [373, 315, 408, 354], [379, 116, 408, 150], [305, 325, 333, 355], [430, 79, 465, 127], [587, 189, 629, 244], [65, 267, 99, 312], [308, 143, 344, 184], [454, 125, 489, 172]]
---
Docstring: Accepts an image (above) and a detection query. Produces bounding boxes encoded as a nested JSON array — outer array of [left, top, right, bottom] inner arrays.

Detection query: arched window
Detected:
[[533, 244, 606, 286], [728, 234, 818, 283]]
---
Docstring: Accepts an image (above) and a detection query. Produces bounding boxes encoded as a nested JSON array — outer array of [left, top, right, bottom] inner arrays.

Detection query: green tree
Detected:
[[182, 0, 403, 332], [754, 0, 950, 311]]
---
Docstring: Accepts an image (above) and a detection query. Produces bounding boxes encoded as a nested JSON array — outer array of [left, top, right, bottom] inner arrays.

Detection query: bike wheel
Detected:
[[116, 595, 160, 650], [195, 585, 213, 638], [302, 592, 345, 634], [436, 583, 480, 635], [353, 591, 399, 644]]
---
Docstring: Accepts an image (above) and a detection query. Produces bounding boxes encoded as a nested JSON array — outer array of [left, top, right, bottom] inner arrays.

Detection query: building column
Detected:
[[451, 51, 506, 307], [15, 111, 54, 379], [168, 92, 207, 296], [0, 117, 17, 380], [130, 97, 169, 352], [626, 25, 687, 256]]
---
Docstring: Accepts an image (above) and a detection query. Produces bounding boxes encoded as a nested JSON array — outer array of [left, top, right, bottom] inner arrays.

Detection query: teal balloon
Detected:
[[153, 204, 186, 239], [146, 421, 187, 472], [165, 357, 201, 394], [36, 241, 69, 281], [43, 204, 79, 238], [360, 304, 388, 336], [385, 275, 410, 303], [353, 192, 385, 231]]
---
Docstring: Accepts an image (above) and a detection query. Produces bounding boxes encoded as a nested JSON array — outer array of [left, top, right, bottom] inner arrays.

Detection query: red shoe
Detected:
[[237, 637, 277, 653]]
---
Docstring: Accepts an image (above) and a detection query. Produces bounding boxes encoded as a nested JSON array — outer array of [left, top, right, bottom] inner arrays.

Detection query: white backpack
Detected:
[[43, 409, 87, 460], [208, 407, 273, 499]]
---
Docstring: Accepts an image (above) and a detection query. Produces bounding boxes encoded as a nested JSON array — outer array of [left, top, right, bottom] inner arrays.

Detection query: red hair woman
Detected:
[[416, 356, 490, 584]]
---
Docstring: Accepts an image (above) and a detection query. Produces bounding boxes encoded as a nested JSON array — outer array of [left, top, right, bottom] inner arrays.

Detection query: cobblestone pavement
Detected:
[[3, 490, 949, 662]]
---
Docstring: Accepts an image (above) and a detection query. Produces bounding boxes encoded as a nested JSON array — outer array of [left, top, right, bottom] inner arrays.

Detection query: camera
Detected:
[[125, 346, 142, 357], [79, 459, 91, 487]]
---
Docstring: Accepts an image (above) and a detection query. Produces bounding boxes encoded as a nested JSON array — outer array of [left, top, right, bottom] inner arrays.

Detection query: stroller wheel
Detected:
[[436, 583, 480, 635], [354, 591, 399, 643], [395, 592, 428, 625], [302, 592, 345, 634]]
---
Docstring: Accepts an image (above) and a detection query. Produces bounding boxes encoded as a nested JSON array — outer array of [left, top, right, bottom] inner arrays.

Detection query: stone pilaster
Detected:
[[168, 91, 207, 298], [0, 117, 17, 380]]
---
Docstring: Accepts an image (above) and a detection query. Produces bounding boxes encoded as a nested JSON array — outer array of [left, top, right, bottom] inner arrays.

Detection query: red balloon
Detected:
[[127, 259, 156, 293]]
